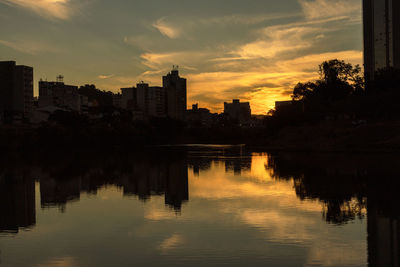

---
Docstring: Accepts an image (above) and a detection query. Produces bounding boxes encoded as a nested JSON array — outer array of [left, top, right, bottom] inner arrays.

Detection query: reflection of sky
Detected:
[[0, 155, 366, 267], [0, 0, 362, 113]]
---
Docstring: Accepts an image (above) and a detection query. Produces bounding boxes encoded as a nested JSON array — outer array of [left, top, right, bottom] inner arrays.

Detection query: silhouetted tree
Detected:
[[372, 67, 400, 92], [292, 59, 364, 103], [78, 84, 113, 107]]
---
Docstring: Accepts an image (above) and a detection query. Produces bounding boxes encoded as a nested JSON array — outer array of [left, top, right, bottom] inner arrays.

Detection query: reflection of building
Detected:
[[0, 61, 33, 122], [368, 201, 400, 266], [40, 178, 81, 211], [225, 157, 252, 175], [165, 159, 189, 210], [120, 159, 188, 210], [224, 99, 251, 124], [0, 177, 36, 233], [363, 0, 400, 80], [37, 156, 189, 212], [39, 80, 82, 112], [163, 68, 187, 120], [188, 157, 212, 176]]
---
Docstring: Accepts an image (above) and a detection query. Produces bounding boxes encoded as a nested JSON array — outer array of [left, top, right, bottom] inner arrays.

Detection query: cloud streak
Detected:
[[0, 0, 74, 20], [299, 0, 361, 20], [0, 39, 60, 55], [153, 18, 181, 39]]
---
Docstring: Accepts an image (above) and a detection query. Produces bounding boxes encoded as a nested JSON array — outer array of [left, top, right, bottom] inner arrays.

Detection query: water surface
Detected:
[[0, 147, 398, 266]]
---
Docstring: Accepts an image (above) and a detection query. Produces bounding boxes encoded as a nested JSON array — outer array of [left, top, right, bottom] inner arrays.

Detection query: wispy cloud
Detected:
[[140, 51, 205, 70], [197, 12, 301, 25], [0, 39, 60, 55], [235, 26, 317, 59], [98, 74, 114, 80], [152, 18, 181, 39], [0, 0, 74, 20], [299, 0, 361, 20]]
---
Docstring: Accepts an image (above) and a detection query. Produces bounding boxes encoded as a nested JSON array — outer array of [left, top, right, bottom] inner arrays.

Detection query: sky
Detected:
[[0, 0, 363, 114]]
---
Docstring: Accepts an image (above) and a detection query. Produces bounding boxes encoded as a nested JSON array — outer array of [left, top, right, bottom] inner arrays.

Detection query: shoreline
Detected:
[[1, 119, 400, 154]]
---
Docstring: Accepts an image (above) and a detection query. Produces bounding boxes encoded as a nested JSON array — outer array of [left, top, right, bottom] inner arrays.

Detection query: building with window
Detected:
[[39, 80, 81, 112], [148, 86, 166, 118], [224, 99, 251, 124], [363, 0, 400, 80], [163, 68, 187, 121], [0, 61, 33, 122]]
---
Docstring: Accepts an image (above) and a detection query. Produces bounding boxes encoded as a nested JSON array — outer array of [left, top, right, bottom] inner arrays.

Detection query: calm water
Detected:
[[0, 146, 399, 267]]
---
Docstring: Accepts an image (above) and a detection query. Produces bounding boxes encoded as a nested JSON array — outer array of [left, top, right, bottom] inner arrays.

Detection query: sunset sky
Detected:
[[0, 0, 363, 114]]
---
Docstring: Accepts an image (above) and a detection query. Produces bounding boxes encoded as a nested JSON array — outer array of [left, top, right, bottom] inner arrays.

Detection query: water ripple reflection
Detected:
[[0, 148, 398, 266]]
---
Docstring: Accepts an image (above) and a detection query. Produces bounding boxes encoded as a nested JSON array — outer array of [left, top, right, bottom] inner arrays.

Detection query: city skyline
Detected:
[[0, 0, 363, 114]]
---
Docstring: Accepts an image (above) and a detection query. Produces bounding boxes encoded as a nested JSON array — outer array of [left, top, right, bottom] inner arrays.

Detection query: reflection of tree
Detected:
[[267, 153, 368, 225]]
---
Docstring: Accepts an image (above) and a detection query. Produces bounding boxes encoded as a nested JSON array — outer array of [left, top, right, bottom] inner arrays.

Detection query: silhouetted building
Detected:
[[363, 0, 400, 80], [224, 99, 251, 124], [0, 61, 33, 122], [39, 80, 82, 112], [112, 93, 122, 109], [148, 86, 167, 117], [136, 82, 149, 115], [121, 86, 136, 110], [163, 68, 187, 120], [186, 103, 214, 127], [275, 100, 292, 111]]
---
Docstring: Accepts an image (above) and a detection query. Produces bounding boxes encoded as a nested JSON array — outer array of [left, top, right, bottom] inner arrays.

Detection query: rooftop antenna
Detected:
[[56, 75, 64, 83]]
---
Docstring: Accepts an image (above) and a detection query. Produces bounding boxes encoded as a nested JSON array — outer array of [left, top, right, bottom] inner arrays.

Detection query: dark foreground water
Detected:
[[0, 146, 399, 267]]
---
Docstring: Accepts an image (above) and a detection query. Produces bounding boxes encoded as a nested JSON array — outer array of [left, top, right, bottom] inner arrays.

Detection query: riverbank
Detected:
[[1, 119, 399, 153], [259, 120, 400, 153]]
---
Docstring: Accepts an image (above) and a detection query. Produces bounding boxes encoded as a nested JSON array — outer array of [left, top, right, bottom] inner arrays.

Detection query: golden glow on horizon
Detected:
[[0, 0, 363, 114]]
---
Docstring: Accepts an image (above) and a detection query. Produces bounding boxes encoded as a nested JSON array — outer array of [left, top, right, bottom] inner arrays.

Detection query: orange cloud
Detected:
[[0, 0, 74, 20]]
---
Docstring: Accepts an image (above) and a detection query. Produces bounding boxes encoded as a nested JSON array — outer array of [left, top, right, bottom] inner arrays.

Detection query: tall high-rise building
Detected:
[[363, 0, 400, 80], [136, 82, 149, 115], [163, 68, 187, 120], [0, 61, 33, 122]]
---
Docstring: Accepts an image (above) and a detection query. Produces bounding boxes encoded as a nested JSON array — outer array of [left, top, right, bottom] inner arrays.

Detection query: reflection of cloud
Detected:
[[145, 209, 178, 221], [153, 18, 181, 39], [186, 157, 366, 265], [0, 0, 75, 20], [159, 234, 184, 252], [37, 257, 78, 267]]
